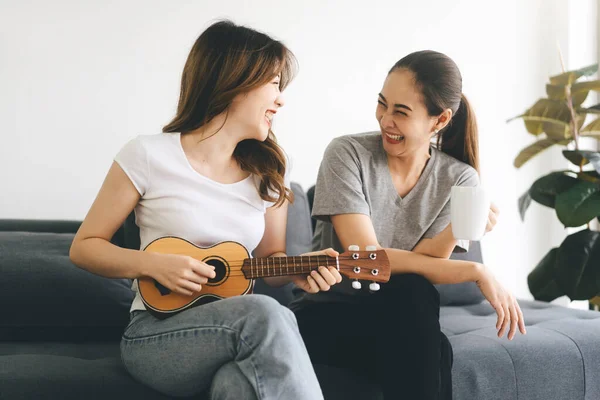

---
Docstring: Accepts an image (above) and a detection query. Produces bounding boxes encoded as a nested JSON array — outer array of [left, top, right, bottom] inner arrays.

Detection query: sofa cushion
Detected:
[[442, 299, 600, 400], [0, 231, 134, 341], [285, 182, 313, 257], [0, 342, 175, 400], [437, 240, 486, 306]]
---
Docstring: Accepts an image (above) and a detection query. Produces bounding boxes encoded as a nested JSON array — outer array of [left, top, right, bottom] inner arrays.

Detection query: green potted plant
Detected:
[[509, 63, 600, 305]]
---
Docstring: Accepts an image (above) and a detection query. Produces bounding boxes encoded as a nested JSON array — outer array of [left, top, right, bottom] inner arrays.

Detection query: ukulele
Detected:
[[137, 237, 390, 319]]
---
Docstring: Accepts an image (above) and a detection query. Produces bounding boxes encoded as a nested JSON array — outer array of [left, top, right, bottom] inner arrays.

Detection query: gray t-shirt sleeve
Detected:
[[312, 138, 370, 222], [422, 165, 480, 252]]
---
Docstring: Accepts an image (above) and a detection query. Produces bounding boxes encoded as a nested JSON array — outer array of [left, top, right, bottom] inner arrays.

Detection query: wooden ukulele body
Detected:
[[138, 238, 253, 319]]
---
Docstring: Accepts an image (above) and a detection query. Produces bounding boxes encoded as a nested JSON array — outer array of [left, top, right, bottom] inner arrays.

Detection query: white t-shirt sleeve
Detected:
[[114, 136, 150, 196]]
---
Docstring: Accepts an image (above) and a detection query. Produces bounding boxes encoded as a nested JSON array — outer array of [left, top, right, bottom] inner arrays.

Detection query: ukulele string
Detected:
[[208, 256, 374, 268], [191, 262, 379, 278]]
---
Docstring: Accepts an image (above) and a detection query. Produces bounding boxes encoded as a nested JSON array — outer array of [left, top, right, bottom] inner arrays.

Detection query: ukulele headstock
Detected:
[[337, 245, 390, 291]]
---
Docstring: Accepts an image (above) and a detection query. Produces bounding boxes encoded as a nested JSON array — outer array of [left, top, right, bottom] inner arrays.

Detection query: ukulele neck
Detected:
[[241, 255, 338, 279]]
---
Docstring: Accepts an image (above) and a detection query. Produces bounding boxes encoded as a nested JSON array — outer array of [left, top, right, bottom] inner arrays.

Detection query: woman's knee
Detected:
[[240, 294, 291, 314], [237, 294, 297, 329]]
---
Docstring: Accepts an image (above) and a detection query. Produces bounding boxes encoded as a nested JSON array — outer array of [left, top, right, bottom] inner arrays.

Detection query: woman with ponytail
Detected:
[[290, 51, 526, 399]]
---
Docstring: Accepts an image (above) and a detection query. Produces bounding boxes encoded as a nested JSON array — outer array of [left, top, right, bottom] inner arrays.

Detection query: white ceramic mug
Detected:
[[450, 186, 490, 241]]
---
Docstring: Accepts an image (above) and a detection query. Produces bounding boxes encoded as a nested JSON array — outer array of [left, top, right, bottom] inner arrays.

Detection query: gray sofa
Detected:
[[1, 182, 599, 400]]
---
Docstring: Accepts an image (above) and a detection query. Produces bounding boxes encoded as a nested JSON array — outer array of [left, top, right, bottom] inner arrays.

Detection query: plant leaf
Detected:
[[562, 150, 600, 173], [518, 190, 532, 221], [581, 117, 600, 135], [555, 230, 600, 300], [527, 248, 563, 302], [513, 138, 570, 168], [529, 231, 600, 301], [546, 84, 589, 106], [529, 171, 578, 208], [549, 64, 598, 85], [563, 150, 590, 167], [555, 180, 600, 227], [518, 99, 572, 136], [579, 171, 600, 182], [574, 92, 588, 107], [508, 116, 573, 139], [543, 118, 585, 140], [572, 80, 600, 93], [578, 104, 600, 114]]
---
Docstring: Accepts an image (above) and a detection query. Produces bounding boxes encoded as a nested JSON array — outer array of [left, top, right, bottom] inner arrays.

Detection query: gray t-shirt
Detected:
[[289, 132, 479, 311]]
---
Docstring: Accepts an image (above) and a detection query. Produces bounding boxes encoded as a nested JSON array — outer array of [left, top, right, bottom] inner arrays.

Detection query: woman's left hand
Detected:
[[291, 248, 342, 293], [485, 203, 500, 234], [475, 263, 526, 340]]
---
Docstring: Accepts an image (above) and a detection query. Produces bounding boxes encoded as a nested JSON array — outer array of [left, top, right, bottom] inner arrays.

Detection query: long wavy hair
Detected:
[[163, 20, 297, 206]]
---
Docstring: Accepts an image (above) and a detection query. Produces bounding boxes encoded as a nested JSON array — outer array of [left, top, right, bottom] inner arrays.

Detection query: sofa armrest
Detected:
[[0, 219, 81, 234]]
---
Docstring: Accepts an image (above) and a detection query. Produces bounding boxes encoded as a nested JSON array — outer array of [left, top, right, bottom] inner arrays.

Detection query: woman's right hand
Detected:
[[146, 253, 216, 296], [474, 263, 527, 340]]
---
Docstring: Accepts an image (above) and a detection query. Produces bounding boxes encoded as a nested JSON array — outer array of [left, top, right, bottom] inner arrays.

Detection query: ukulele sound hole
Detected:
[[154, 281, 171, 296], [205, 258, 228, 285]]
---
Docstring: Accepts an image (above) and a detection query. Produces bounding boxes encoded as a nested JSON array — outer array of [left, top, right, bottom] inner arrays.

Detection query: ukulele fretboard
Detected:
[[241, 255, 338, 279]]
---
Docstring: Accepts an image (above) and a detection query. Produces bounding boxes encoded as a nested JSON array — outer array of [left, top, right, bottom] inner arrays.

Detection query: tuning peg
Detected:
[[366, 245, 377, 251], [348, 245, 360, 251], [352, 280, 362, 290], [369, 282, 380, 291]]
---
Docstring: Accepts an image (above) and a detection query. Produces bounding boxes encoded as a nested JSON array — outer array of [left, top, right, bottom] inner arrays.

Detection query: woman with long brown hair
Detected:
[[69, 20, 340, 399], [290, 50, 527, 399]]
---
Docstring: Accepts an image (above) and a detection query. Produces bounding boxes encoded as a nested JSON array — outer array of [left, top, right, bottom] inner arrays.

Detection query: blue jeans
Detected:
[[120, 295, 323, 399]]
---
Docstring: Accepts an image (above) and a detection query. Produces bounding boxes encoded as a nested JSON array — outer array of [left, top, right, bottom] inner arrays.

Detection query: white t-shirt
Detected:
[[114, 132, 289, 312]]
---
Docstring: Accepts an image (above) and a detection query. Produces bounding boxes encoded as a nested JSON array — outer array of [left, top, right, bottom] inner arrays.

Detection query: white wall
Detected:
[[1, 0, 596, 300]]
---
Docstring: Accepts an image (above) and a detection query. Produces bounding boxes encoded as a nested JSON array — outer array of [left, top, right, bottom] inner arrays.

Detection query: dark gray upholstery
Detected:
[[1, 182, 600, 400], [0, 232, 133, 342], [443, 301, 600, 400], [0, 343, 170, 400]]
